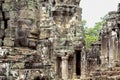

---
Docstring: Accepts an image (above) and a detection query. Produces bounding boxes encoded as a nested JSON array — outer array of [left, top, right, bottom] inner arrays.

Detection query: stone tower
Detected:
[[0, 0, 85, 80], [90, 3, 120, 80]]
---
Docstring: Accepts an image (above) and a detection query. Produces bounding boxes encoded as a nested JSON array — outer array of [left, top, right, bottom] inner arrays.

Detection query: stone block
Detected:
[[0, 39, 2, 46], [9, 76, 14, 80], [5, 29, 10, 37], [11, 63, 25, 69], [28, 39, 37, 49], [0, 12, 3, 20], [9, 11, 17, 19], [4, 11, 10, 20], [4, 0, 11, 3], [39, 29, 50, 39], [0, 29, 4, 39], [0, 76, 6, 80], [0, 21, 5, 29], [2, 3, 10, 11], [3, 37, 14, 47], [0, 64, 6, 76], [2, 2, 14, 11], [5, 28, 15, 37]]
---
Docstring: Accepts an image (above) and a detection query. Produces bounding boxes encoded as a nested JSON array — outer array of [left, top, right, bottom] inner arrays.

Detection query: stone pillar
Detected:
[[101, 36, 108, 65], [54, 57, 58, 78], [81, 50, 87, 79], [109, 33, 118, 67], [110, 37, 114, 57], [62, 56, 68, 80], [54, 57, 57, 73], [115, 39, 119, 61], [118, 41, 120, 62]]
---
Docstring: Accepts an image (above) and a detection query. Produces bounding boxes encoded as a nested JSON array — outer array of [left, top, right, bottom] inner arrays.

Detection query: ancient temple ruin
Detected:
[[0, 0, 86, 80], [0, 0, 120, 80], [89, 3, 120, 80]]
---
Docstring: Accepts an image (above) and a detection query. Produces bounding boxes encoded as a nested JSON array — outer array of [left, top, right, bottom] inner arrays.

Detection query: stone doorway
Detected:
[[57, 57, 62, 78], [34, 76, 41, 80], [76, 50, 81, 77], [34, 76, 48, 80]]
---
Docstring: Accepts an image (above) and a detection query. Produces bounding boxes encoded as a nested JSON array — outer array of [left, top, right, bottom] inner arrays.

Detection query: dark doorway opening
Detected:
[[34, 76, 46, 80], [76, 50, 81, 76], [34, 76, 40, 80], [57, 57, 62, 78]]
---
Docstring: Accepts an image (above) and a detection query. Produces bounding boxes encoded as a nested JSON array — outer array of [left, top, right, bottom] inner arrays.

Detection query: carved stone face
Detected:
[[52, 11, 73, 36], [15, 7, 39, 49]]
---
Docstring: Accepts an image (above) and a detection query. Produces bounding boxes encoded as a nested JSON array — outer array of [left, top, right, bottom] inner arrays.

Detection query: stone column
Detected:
[[62, 56, 68, 80], [118, 33, 120, 62], [81, 50, 87, 79], [54, 57, 58, 78], [109, 35, 117, 67], [101, 36, 108, 65], [112, 34, 119, 66]]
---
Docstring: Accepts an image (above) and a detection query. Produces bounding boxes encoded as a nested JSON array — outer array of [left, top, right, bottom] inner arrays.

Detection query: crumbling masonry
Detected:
[[1, 0, 120, 80], [0, 0, 86, 80], [89, 3, 120, 80]]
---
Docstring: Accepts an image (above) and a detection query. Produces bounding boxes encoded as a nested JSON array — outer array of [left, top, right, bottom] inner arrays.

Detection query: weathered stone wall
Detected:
[[90, 3, 120, 80], [0, 0, 53, 80], [101, 8, 120, 68], [0, 0, 84, 80]]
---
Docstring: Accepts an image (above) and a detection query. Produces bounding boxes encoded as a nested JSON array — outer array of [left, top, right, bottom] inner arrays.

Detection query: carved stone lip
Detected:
[[30, 28, 39, 35]]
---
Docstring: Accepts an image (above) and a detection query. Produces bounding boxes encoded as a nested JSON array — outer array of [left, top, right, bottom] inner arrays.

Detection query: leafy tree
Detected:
[[83, 16, 106, 48]]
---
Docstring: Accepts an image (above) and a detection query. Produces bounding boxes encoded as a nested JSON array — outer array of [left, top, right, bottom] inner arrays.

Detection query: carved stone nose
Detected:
[[30, 26, 39, 36], [27, 25, 39, 49], [29, 25, 39, 39]]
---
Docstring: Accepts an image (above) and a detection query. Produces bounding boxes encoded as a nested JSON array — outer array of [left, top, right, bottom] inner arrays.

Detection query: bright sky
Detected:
[[80, 0, 120, 27]]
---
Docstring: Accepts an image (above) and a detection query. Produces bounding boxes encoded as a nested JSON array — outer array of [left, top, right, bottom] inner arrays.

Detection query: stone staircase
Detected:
[[91, 67, 120, 80]]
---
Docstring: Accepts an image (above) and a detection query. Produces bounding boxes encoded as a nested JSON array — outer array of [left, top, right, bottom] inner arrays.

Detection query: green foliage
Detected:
[[85, 35, 98, 48], [83, 16, 106, 48], [85, 27, 99, 48]]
